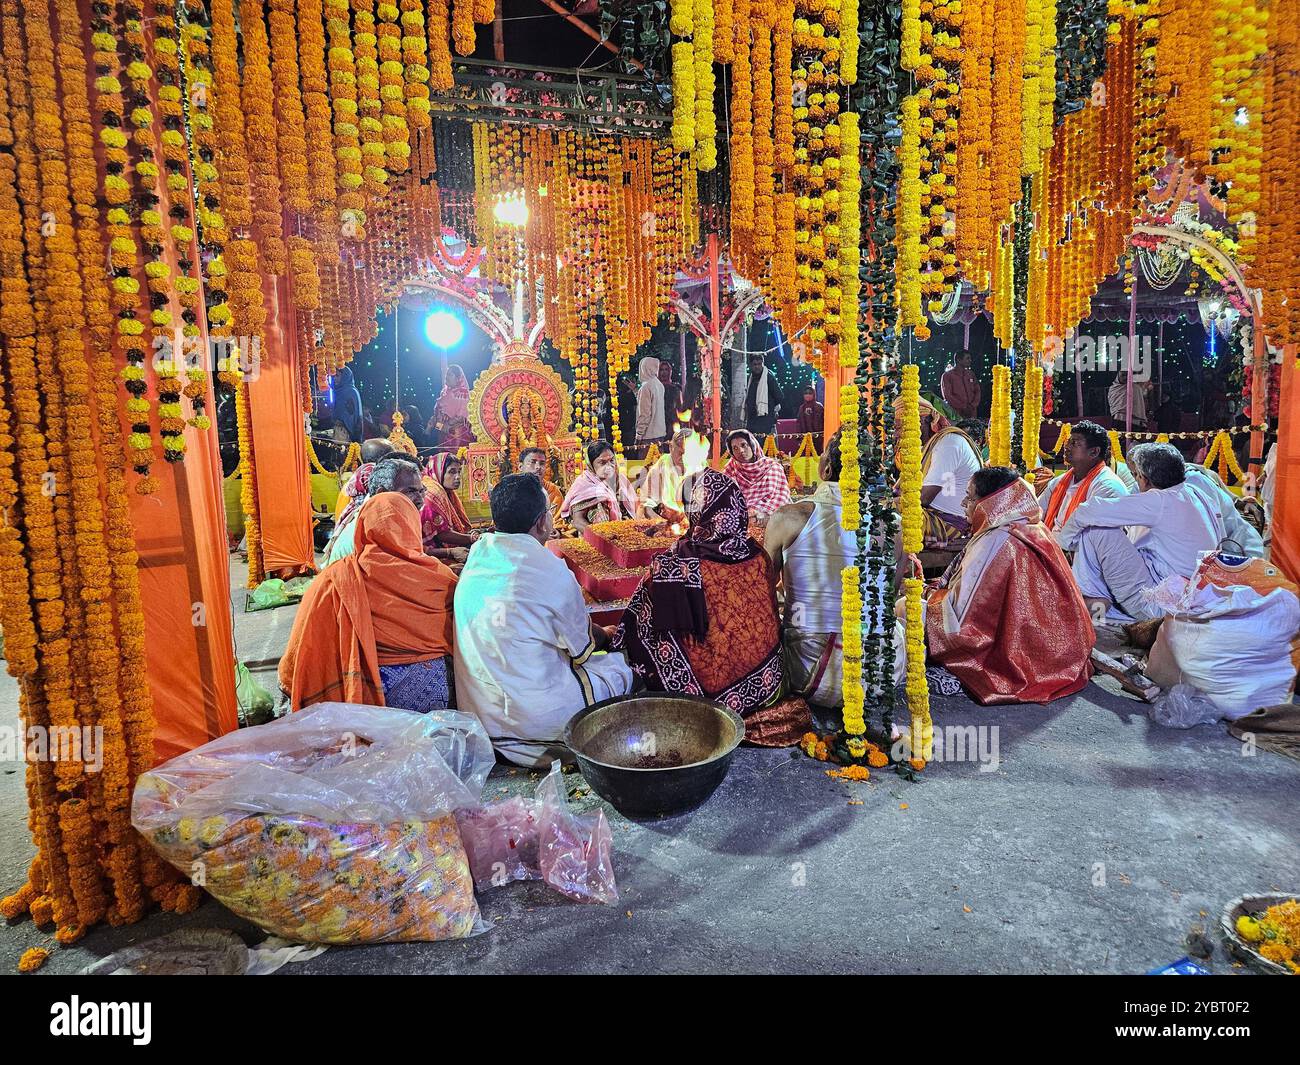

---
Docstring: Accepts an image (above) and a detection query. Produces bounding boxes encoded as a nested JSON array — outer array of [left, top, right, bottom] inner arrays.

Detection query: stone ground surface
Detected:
[[2, 556, 1298, 975]]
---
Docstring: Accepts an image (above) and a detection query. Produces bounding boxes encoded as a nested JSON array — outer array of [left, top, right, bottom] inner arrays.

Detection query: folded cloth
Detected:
[[1227, 703, 1300, 762]]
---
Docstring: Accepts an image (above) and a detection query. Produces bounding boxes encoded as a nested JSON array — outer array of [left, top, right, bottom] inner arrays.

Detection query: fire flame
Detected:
[[681, 431, 709, 476]]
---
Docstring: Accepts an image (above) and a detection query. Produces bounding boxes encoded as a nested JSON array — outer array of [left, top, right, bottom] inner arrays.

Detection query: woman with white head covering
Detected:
[[635, 356, 666, 444]]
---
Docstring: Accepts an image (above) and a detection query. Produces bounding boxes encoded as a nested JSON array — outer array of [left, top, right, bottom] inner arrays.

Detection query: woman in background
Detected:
[[428, 364, 474, 450]]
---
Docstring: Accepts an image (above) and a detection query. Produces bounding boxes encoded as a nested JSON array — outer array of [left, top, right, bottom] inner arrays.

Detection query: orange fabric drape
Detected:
[[246, 274, 316, 576], [129, 423, 241, 764], [1272, 348, 1300, 581]]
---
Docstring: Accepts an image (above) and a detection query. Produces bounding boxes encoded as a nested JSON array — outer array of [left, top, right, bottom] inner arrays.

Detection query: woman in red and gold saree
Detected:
[[925, 468, 1094, 705], [613, 469, 809, 745]]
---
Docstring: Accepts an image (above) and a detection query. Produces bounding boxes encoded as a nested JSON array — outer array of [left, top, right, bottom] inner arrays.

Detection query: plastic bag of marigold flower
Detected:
[[131, 702, 495, 945]]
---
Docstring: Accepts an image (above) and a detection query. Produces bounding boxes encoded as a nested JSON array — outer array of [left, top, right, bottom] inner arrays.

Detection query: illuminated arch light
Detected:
[[425, 309, 465, 349]]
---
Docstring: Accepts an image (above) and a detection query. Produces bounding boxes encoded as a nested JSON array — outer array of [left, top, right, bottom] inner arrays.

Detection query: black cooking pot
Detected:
[[562, 694, 745, 818]]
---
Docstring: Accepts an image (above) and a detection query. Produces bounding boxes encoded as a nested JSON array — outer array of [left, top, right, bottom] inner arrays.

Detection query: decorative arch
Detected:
[[399, 276, 518, 352], [1130, 224, 1262, 318]]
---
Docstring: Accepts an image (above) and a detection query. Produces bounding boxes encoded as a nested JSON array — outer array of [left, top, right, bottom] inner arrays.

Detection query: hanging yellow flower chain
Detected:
[[899, 364, 924, 554], [989, 363, 1011, 466], [903, 576, 932, 767], [1020, 361, 1044, 470]]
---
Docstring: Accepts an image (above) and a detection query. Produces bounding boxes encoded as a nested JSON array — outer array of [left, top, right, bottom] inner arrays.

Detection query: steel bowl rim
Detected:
[[563, 692, 746, 773]]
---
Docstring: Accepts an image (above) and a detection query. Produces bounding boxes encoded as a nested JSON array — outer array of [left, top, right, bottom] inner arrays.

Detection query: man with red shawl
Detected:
[[613, 469, 811, 745], [921, 466, 1095, 704], [722, 429, 792, 523]]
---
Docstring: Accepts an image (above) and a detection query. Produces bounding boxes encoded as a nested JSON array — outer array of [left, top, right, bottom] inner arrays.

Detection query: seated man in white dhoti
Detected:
[[765, 433, 863, 709], [1057, 442, 1224, 622], [454, 473, 634, 767]]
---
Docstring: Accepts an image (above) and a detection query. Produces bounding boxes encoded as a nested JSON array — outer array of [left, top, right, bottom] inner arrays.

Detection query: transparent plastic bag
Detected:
[[455, 762, 618, 904], [536, 764, 618, 904], [455, 796, 540, 891], [1150, 683, 1224, 729], [133, 703, 495, 944]]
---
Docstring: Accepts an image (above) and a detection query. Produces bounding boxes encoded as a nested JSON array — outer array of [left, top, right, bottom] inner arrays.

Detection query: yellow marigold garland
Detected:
[[903, 576, 932, 766], [1020, 361, 1044, 470], [896, 93, 925, 337], [693, 0, 717, 170], [899, 364, 924, 554], [989, 363, 1011, 466]]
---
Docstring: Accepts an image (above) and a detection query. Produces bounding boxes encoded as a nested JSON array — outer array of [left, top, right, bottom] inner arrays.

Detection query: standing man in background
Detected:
[[744, 352, 785, 439], [796, 386, 825, 448], [941, 351, 981, 419]]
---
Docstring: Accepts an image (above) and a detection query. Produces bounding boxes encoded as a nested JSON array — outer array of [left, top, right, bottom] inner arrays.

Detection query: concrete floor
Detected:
[[2, 554, 1298, 974]]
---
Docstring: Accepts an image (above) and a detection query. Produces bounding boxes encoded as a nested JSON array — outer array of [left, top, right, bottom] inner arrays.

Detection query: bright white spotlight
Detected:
[[493, 194, 529, 227], [424, 309, 464, 348]]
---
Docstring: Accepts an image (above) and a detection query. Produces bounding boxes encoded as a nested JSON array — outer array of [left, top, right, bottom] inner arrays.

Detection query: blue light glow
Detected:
[[425, 309, 465, 349]]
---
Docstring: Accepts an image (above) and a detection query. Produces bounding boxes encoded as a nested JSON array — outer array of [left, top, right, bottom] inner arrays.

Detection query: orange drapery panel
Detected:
[[1271, 348, 1299, 581], [246, 275, 316, 576], [128, 415, 241, 764]]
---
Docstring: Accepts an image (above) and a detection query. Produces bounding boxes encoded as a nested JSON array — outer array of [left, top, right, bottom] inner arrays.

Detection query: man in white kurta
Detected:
[[1057, 443, 1223, 621], [1036, 421, 1130, 537], [454, 474, 633, 767]]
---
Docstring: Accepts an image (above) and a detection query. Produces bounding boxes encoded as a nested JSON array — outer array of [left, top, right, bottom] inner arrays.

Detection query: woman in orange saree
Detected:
[[924, 467, 1095, 705], [279, 494, 458, 712]]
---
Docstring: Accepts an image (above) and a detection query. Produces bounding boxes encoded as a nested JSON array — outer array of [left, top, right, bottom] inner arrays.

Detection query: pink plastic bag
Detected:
[[455, 763, 618, 904], [536, 764, 618, 904], [455, 796, 540, 891]]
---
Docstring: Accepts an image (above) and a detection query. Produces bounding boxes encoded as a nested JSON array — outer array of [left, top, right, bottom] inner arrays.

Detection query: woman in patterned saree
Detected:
[[613, 469, 810, 746]]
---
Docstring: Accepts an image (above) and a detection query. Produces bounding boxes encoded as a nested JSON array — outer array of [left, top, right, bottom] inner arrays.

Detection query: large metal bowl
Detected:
[[563, 694, 745, 818]]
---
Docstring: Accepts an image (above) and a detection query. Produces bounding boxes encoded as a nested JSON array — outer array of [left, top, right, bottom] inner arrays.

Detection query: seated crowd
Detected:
[[283, 411, 1267, 763]]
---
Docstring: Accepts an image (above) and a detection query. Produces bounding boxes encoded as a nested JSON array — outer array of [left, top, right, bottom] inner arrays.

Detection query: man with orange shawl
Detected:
[[1034, 420, 1129, 537], [279, 493, 458, 713], [920, 467, 1094, 704]]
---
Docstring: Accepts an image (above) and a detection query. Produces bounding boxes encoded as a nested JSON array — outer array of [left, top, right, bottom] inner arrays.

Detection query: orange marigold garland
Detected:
[[376, 0, 411, 174], [240, 0, 287, 272], [267, 0, 312, 213]]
